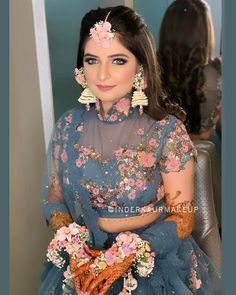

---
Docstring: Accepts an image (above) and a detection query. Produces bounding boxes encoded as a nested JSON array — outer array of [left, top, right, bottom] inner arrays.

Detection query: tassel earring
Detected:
[[74, 67, 97, 111], [131, 66, 148, 115]]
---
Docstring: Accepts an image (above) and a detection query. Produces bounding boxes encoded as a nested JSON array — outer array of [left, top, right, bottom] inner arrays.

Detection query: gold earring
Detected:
[[131, 66, 148, 115], [74, 67, 97, 111]]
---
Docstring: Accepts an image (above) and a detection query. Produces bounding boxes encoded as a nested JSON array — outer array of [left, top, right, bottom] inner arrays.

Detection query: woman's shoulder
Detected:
[[55, 105, 86, 126]]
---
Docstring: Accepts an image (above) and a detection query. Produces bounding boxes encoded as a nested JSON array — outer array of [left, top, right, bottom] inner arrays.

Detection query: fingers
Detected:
[[84, 245, 102, 258], [98, 273, 122, 295], [81, 273, 95, 293], [72, 261, 91, 278]]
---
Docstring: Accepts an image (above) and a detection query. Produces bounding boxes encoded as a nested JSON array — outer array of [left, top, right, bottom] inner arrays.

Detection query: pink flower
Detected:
[[75, 157, 85, 168], [61, 149, 68, 163], [127, 178, 135, 187], [53, 145, 60, 159], [138, 151, 156, 168], [118, 164, 126, 174], [114, 148, 124, 158], [149, 138, 158, 147], [76, 125, 83, 132], [74, 68, 85, 86], [124, 149, 133, 158], [136, 128, 144, 136], [65, 113, 72, 124], [165, 157, 181, 172], [90, 21, 114, 48], [115, 98, 130, 114], [92, 187, 100, 196], [136, 179, 145, 190], [159, 119, 167, 126], [82, 147, 91, 156], [128, 190, 136, 200], [181, 144, 189, 153], [109, 114, 118, 121]]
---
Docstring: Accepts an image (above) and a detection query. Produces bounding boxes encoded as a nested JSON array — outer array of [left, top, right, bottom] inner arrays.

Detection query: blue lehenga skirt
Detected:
[[37, 225, 221, 295]]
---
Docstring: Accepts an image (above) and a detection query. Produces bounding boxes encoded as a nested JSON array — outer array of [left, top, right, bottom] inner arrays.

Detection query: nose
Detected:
[[97, 62, 110, 81]]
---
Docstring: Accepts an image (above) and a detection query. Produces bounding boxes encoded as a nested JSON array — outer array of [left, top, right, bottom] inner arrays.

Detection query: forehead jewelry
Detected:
[[89, 10, 115, 48]]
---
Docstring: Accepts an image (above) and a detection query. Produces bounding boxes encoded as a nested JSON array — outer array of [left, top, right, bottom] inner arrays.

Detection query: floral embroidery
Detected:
[[115, 97, 130, 115], [80, 180, 123, 209], [96, 98, 132, 123], [138, 151, 156, 168], [156, 184, 165, 201], [189, 269, 202, 290], [136, 128, 145, 136], [76, 123, 84, 133], [160, 119, 197, 173]]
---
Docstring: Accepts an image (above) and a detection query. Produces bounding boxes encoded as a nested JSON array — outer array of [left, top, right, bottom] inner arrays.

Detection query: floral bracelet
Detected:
[[46, 222, 90, 268], [89, 231, 155, 277]]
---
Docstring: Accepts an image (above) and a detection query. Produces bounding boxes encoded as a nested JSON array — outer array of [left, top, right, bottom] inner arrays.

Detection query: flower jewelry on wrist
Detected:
[[89, 232, 155, 293], [46, 222, 90, 268], [89, 10, 115, 48]]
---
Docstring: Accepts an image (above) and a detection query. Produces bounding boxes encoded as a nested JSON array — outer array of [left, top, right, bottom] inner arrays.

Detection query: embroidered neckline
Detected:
[[95, 97, 133, 123]]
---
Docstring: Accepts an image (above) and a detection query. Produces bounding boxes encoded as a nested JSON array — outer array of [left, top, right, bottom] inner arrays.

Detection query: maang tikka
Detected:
[[131, 66, 148, 115], [74, 67, 97, 111]]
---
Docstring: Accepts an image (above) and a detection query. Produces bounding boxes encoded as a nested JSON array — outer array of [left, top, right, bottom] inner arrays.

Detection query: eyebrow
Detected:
[[83, 53, 129, 58]]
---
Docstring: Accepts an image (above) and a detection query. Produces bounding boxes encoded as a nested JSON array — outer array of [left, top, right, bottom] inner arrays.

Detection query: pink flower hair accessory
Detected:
[[89, 11, 115, 48]]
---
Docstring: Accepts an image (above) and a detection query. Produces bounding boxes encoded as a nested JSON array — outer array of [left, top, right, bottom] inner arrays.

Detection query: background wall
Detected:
[[45, 0, 99, 120], [10, 0, 52, 294]]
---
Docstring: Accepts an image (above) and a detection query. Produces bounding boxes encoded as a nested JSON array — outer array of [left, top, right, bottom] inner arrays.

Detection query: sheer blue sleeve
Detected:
[[40, 112, 72, 222]]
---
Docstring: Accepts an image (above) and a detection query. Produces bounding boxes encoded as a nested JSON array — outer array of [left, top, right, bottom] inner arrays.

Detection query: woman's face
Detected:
[[83, 36, 138, 113]]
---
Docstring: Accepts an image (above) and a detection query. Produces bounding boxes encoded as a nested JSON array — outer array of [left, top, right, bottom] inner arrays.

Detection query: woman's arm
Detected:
[[162, 158, 195, 239]]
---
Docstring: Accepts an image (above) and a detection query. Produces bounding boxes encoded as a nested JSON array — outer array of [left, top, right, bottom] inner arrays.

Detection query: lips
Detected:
[[96, 85, 115, 91]]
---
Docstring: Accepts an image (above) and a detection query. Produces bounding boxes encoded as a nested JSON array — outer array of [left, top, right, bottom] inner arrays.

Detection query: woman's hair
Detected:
[[77, 5, 185, 121], [158, 0, 219, 133]]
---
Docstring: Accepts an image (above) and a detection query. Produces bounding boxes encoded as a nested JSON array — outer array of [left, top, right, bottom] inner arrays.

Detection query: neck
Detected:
[[100, 101, 113, 116]]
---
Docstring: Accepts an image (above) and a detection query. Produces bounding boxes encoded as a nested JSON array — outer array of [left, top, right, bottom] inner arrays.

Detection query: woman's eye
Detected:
[[84, 58, 97, 65], [113, 58, 128, 65]]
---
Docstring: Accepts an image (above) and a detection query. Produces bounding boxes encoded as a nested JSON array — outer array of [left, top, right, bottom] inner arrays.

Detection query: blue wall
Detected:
[[45, 0, 99, 119], [134, 0, 172, 47]]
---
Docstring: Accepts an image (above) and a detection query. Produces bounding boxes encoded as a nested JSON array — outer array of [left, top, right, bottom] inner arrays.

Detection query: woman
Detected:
[[38, 5, 221, 295], [158, 0, 222, 168]]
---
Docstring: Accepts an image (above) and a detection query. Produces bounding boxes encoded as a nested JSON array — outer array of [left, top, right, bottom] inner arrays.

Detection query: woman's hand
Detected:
[[84, 253, 135, 295], [70, 245, 105, 294]]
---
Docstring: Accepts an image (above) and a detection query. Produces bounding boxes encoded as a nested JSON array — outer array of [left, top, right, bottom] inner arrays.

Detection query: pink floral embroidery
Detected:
[[156, 184, 165, 201], [189, 270, 202, 290], [90, 21, 115, 48], [165, 157, 181, 172], [115, 148, 124, 158], [53, 145, 60, 160], [65, 113, 73, 124], [148, 138, 159, 147], [136, 128, 145, 136], [128, 190, 136, 200], [115, 98, 130, 115], [74, 68, 86, 86], [109, 114, 118, 121], [76, 124, 84, 132], [75, 157, 86, 168], [138, 151, 156, 168], [61, 149, 68, 163]]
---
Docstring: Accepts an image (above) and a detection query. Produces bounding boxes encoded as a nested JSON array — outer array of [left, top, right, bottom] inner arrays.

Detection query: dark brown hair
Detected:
[[77, 5, 185, 121], [158, 0, 218, 133]]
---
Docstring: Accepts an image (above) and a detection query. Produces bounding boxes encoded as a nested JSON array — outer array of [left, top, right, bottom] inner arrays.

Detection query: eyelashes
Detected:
[[83, 57, 128, 65]]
